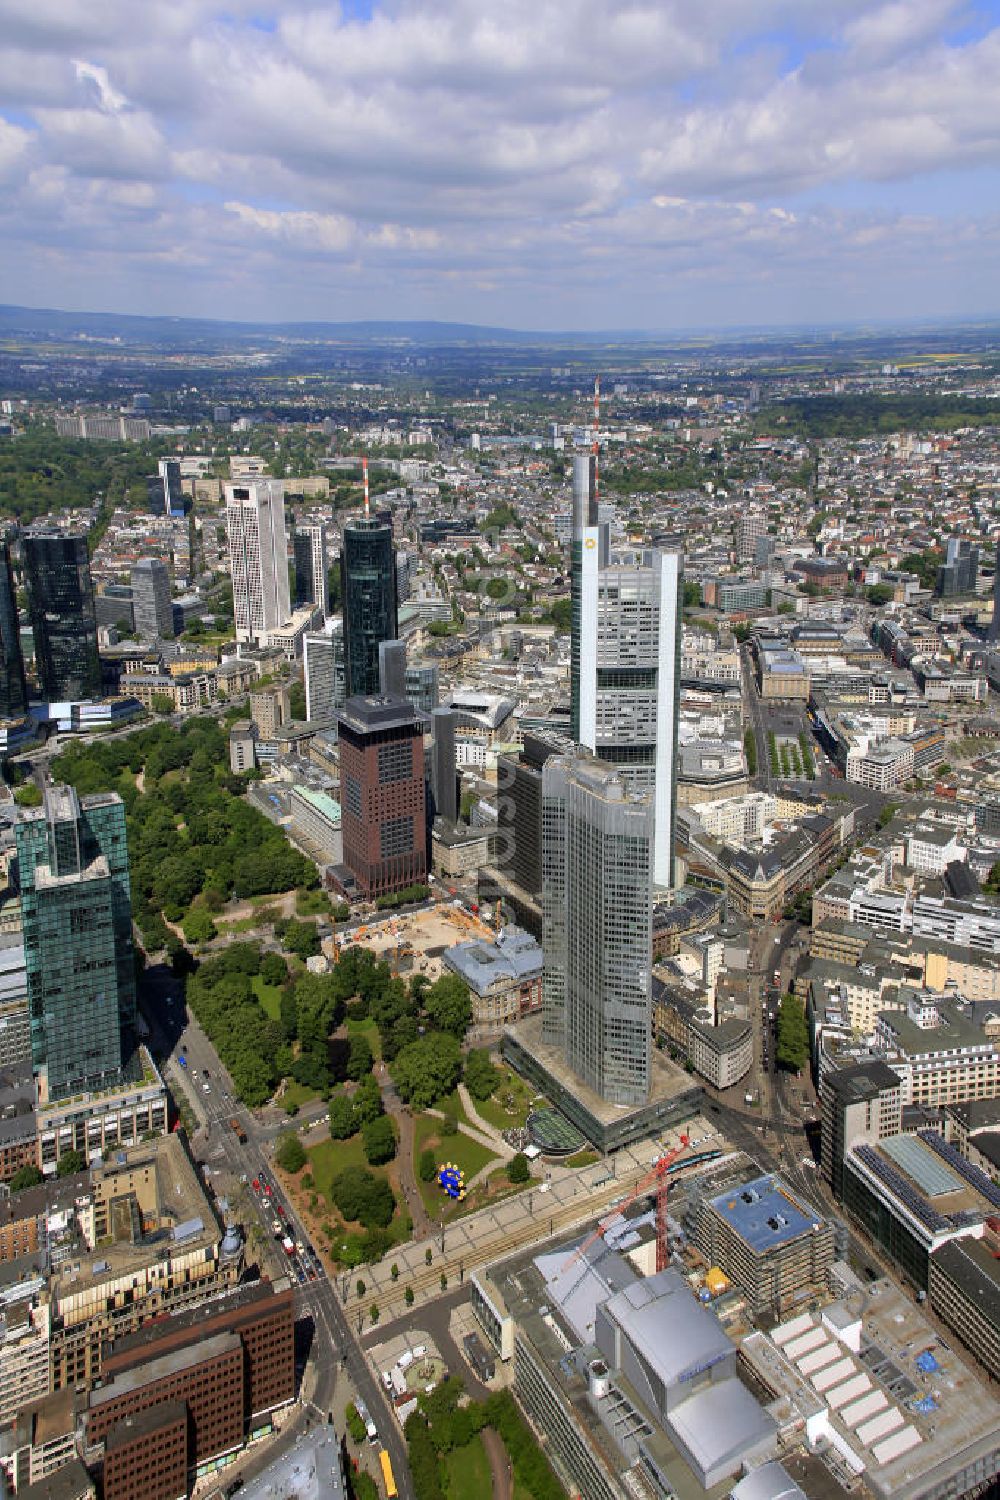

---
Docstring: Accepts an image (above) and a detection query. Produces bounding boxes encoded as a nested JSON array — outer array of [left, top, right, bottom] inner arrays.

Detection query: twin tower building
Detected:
[[539, 454, 682, 1111]]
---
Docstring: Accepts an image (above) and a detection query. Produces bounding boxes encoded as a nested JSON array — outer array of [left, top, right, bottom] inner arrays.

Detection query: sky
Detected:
[[1, 0, 999, 331]]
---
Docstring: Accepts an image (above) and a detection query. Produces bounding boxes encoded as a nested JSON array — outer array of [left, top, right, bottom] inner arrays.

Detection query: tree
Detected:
[[346, 1032, 374, 1082], [151, 693, 174, 716], [391, 1032, 462, 1110], [351, 1074, 383, 1125], [13, 783, 42, 807], [332, 1166, 396, 1228], [507, 1152, 530, 1184], [288, 680, 307, 720], [56, 1149, 86, 1177], [776, 993, 810, 1073], [261, 951, 288, 986], [9, 1164, 43, 1191], [362, 1115, 396, 1166], [182, 906, 217, 945], [370, 1302, 380, 1324], [464, 1048, 499, 1102], [282, 918, 321, 961], [423, 974, 472, 1038], [276, 1132, 306, 1173], [405, 1285, 415, 1306], [328, 1089, 356, 1139], [418, 1147, 437, 1182]]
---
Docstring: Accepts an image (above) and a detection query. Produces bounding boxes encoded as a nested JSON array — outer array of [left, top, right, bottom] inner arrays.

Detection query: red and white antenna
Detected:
[[362, 454, 370, 519], [592, 375, 600, 505]]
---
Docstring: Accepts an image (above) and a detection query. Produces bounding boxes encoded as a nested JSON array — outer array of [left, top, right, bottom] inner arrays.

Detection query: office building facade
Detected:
[[293, 521, 329, 616], [129, 557, 173, 640], [338, 695, 426, 897], [378, 639, 407, 699], [430, 707, 458, 824], [24, 533, 101, 701], [573, 506, 682, 890], [303, 620, 345, 725], [0, 535, 27, 719], [821, 1060, 903, 1199], [542, 751, 653, 1106], [225, 481, 290, 645], [15, 787, 135, 1101], [341, 517, 398, 698]]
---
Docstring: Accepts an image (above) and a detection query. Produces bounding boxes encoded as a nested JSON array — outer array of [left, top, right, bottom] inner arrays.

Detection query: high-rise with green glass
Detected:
[[15, 786, 135, 1102]]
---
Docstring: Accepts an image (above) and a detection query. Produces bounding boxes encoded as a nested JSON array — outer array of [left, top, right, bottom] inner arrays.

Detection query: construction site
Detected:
[[324, 900, 497, 982]]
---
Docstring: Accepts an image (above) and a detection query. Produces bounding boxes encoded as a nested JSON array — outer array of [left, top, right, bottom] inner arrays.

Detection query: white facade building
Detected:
[[225, 480, 290, 645], [576, 528, 681, 890]]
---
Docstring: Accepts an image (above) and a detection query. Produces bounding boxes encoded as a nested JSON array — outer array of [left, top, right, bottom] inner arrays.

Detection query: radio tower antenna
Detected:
[[593, 375, 600, 507], [362, 454, 370, 519]]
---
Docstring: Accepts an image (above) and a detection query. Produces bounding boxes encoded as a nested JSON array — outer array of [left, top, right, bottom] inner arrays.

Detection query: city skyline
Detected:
[[1, 2, 999, 329]]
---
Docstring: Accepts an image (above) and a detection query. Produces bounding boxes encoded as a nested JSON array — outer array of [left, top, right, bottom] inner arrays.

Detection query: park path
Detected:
[[379, 1066, 434, 1241], [456, 1083, 513, 1152], [481, 1427, 513, 1500]]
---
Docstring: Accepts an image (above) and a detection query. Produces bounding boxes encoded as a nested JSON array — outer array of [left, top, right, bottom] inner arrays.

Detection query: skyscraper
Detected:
[[0, 536, 27, 720], [23, 532, 102, 701], [988, 539, 1000, 645], [130, 557, 174, 640], [293, 521, 330, 616], [569, 453, 597, 741], [225, 481, 291, 645], [15, 786, 136, 1102], [337, 695, 426, 898], [541, 751, 653, 1107], [936, 537, 980, 598], [573, 507, 682, 889], [341, 517, 398, 699], [378, 639, 407, 699], [303, 620, 345, 725], [430, 707, 458, 824]]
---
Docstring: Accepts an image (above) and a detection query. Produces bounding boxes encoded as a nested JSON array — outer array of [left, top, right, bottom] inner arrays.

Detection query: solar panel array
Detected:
[[917, 1131, 1000, 1211], [853, 1145, 949, 1232]]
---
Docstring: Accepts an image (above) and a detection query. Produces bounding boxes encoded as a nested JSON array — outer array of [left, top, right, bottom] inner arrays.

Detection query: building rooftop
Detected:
[[603, 1268, 734, 1387], [930, 1237, 1000, 1332], [105, 1397, 187, 1450], [708, 1174, 824, 1253], [443, 925, 542, 994], [90, 1329, 241, 1406], [290, 784, 342, 826], [337, 693, 421, 735]]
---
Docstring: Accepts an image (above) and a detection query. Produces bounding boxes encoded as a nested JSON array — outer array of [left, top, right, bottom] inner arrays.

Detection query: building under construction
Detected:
[[686, 1171, 834, 1318]]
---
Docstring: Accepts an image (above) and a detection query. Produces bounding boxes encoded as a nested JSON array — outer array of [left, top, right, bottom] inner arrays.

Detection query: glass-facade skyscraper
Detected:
[[0, 536, 28, 719], [15, 786, 136, 1102], [341, 517, 398, 699], [24, 533, 102, 701], [573, 499, 682, 890], [541, 751, 653, 1107]]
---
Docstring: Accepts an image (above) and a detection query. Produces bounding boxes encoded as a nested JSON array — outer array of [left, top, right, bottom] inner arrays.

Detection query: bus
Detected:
[[379, 1448, 398, 1499]]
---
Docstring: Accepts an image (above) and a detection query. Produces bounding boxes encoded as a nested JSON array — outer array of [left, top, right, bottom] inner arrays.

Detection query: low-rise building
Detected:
[[929, 1232, 1000, 1381], [443, 925, 543, 1034]]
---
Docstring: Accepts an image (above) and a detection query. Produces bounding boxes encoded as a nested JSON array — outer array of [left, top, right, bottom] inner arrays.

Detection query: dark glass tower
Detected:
[[341, 518, 398, 699], [24, 533, 101, 701], [15, 786, 135, 1101], [0, 536, 28, 719]]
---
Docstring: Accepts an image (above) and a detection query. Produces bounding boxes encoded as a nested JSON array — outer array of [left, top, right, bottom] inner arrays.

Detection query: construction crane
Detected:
[[560, 1134, 690, 1279]]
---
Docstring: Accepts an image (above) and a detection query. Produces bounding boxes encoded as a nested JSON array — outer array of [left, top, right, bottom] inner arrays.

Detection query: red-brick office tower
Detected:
[[338, 694, 427, 898]]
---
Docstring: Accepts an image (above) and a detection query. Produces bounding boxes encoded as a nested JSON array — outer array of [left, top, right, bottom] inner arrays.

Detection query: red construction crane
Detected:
[[560, 1133, 690, 1278]]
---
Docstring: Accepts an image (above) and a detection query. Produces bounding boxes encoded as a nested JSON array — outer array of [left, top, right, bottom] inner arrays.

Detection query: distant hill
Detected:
[[0, 303, 592, 347]]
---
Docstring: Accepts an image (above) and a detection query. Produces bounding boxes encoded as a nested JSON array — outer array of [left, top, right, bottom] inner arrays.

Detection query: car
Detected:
[[252, 1178, 260, 1192], [178, 1055, 187, 1069], [276, 1205, 285, 1217], [203, 1083, 211, 1093], [202, 1070, 210, 1079], [272, 1219, 282, 1234], [263, 1185, 272, 1196]]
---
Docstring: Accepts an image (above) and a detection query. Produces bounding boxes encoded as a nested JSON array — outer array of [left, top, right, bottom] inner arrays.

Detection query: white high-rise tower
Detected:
[[225, 480, 290, 645], [574, 519, 682, 891]]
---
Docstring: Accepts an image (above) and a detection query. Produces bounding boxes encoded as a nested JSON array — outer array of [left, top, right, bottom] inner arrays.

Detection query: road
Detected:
[[141, 969, 418, 1500]]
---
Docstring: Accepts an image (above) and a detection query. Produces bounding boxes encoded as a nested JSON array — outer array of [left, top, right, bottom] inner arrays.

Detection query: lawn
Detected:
[[303, 1133, 411, 1254], [565, 1149, 599, 1169], [252, 973, 284, 1021], [474, 1067, 539, 1131], [281, 1079, 322, 1112], [444, 1436, 492, 1499], [346, 1014, 382, 1062], [219, 909, 281, 934], [413, 1115, 498, 1220]]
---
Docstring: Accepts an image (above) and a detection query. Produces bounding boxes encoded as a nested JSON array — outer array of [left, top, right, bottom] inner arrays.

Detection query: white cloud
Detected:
[[0, 0, 996, 324]]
